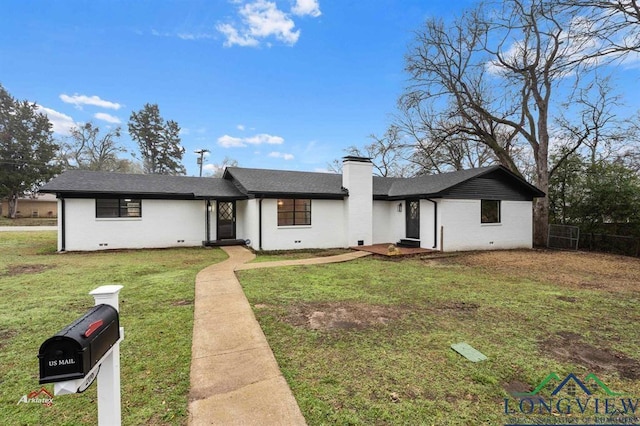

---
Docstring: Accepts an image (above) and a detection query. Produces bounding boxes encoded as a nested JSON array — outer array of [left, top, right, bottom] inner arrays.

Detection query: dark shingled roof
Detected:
[[375, 166, 543, 199], [224, 167, 346, 198], [40, 165, 543, 200], [381, 166, 494, 198], [39, 170, 245, 199]]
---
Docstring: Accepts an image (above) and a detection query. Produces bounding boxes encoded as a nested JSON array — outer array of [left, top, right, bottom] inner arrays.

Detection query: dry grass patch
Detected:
[[449, 249, 640, 292], [283, 302, 405, 331], [4, 263, 53, 276], [541, 331, 640, 380]]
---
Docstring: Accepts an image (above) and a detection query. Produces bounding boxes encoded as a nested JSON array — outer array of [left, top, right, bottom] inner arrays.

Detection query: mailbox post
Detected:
[[89, 285, 124, 426], [38, 285, 124, 426]]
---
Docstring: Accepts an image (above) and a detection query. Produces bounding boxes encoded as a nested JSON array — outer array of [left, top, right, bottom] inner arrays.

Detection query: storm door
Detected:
[[216, 201, 236, 240], [406, 199, 420, 239]]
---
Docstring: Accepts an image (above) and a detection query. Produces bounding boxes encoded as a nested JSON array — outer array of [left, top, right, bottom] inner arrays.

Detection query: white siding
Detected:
[[372, 200, 405, 244], [61, 198, 206, 251], [438, 199, 533, 251], [419, 200, 438, 250], [238, 199, 259, 247], [258, 199, 347, 250]]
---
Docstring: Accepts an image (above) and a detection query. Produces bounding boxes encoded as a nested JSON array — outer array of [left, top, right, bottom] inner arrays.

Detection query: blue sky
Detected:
[[0, 0, 637, 177]]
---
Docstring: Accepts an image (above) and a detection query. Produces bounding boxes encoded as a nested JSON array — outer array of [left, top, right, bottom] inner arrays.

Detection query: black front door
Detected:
[[217, 201, 236, 240], [406, 199, 420, 239]]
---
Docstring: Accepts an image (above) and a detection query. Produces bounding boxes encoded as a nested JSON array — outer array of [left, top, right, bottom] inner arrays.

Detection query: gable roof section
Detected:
[[374, 166, 544, 200], [39, 170, 246, 199], [224, 167, 347, 199]]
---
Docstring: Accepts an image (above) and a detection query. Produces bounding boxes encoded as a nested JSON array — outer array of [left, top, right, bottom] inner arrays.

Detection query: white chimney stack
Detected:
[[342, 156, 373, 247]]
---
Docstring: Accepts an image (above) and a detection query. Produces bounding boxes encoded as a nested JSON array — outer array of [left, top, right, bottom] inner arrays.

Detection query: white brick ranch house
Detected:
[[39, 157, 544, 252]]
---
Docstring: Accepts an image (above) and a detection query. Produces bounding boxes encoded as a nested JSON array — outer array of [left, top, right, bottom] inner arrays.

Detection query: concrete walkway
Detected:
[[188, 246, 371, 425]]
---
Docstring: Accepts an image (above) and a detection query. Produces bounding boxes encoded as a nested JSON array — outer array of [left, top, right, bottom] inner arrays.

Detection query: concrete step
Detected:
[[397, 238, 421, 248]]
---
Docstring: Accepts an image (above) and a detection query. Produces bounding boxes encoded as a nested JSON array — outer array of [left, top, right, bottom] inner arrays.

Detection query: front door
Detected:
[[406, 199, 420, 239], [217, 201, 236, 240]]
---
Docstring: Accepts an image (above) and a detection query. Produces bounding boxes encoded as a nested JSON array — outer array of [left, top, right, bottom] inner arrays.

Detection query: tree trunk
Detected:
[[8, 193, 18, 219], [533, 196, 549, 247], [533, 159, 550, 247]]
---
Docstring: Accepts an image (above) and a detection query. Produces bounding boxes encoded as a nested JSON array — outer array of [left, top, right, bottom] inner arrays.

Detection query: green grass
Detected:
[[238, 256, 640, 425], [250, 248, 352, 263], [0, 232, 226, 425]]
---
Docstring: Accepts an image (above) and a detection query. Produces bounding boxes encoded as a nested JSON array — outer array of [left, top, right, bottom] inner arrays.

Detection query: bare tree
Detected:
[[59, 122, 130, 172], [396, 102, 503, 174], [400, 0, 620, 246], [553, 75, 635, 170], [328, 126, 417, 177], [207, 156, 238, 178], [556, 0, 640, 64]]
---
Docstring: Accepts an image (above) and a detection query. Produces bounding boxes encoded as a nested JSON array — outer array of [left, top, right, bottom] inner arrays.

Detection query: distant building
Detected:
[[1, 194, 58, 218]]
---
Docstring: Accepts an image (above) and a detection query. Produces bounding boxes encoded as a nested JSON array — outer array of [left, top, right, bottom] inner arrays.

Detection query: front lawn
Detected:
[[238, 250, 640, 425], [0, 232, 226, 425], [250, 248, 352, 263]]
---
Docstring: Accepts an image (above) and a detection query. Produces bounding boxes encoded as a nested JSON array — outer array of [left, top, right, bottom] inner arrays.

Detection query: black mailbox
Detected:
[[38, 304, 120, 384]]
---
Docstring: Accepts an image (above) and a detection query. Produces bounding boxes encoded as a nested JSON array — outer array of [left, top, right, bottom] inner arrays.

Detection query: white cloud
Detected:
[[217, 23, 260, 47], [218, 134, 246, 148], [292, 0, 321, 17], [36, 105, 76, 136], [94, 112, 121, 124], [59, 93, 122, 110], [237, 124, 245, 131], [177, 32, 216, 40], [217, 132, 285, 148], [268, 151, 294, 160], [246, 133, 284, 145], [218, 0, 316, 47]]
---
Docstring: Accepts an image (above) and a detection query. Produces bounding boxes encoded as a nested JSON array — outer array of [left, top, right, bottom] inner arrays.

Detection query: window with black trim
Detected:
[[277, 199, 311, 226], [96, 198, 141, 218], [481, 200, 500, 223]]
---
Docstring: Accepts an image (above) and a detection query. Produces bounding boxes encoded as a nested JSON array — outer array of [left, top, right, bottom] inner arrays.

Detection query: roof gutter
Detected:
[[205, 199, 211, 243], [258, 197, 263, 250], [425, 198, 438, 249], [60, 197, 66, 252]]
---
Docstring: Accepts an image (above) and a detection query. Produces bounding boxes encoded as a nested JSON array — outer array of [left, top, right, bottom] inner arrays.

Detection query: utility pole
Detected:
[[194, 149, 210, 177]]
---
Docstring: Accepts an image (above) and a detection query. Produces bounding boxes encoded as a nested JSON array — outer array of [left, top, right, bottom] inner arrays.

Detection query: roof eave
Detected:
[[247, 190, 346, 200], [43, 190, 198, 199]]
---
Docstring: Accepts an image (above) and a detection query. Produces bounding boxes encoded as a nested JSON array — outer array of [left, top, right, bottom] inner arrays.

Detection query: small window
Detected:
[[96, 198, 141, 218], [277, 198, 311, 226], [481, 200, 500, 223]]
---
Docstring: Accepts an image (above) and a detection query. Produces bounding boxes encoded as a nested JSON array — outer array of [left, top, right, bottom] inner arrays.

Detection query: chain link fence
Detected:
[[579, 233, 640, 257], [548, 224, 580, 251], [548, 224, 640, 258]]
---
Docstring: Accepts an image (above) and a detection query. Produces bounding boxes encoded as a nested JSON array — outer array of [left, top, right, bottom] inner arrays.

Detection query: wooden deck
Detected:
[[352, 243, 437, 257]]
